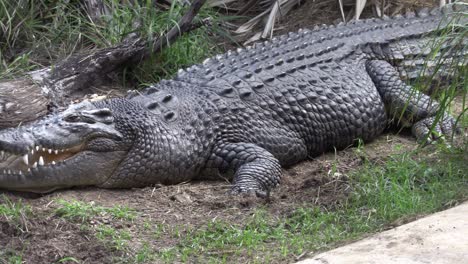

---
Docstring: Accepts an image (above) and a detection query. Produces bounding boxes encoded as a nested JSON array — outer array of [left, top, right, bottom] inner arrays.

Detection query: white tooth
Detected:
[[39, 156, 44, 166], [42, 147, 46, 152], [35, 146, 40, 151], [28, 168, 31, 172], [23, 154, 29, 165], [54, 150, 58, 154], [48, 149, 52, 154], [31, 149, 34, 155], [19, 170, 23, 175], [52, 161, 56, 165], [33, 162, 37, 168], [7, 170, 11, 174], [1, 150, 4, 157]]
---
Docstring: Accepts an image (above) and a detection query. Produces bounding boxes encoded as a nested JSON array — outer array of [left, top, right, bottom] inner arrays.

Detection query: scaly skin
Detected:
[[0, 4, 465, 194]]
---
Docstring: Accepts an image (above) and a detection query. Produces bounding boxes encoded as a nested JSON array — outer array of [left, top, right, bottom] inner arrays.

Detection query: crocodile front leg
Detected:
[[205, 143, 282, 197], [366, 60, 459, 144]]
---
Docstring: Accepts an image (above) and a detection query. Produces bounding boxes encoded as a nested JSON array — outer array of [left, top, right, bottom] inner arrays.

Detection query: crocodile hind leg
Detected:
[[365, 60, 459, 144], [205, 143, 282, 197]]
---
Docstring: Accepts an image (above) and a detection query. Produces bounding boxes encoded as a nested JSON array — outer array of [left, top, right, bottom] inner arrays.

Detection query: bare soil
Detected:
[[0, 1, 456, 263], [0, 132, 418, 264]]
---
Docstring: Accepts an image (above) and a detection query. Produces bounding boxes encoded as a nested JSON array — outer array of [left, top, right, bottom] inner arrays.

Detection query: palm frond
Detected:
[[233, 0, 301, 44], [355, 0, 367, 20]]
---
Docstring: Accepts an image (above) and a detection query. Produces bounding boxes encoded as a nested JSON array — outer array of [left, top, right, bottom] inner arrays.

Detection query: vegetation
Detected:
[[0, 195, 32, 233], [4, 139, 465, 263], [95, 224, 132, 251], [0, 0, 467, 263], [0, 0, 221, 83], [54, 199, 137, 223], [153, 146, 467, 262]]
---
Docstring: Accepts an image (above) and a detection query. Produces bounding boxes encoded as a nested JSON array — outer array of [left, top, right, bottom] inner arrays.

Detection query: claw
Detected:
[[412, 114, 459, 146], [230, 186, 270, 199]]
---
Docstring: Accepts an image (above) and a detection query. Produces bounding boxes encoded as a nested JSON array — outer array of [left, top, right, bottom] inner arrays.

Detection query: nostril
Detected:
[[64, 114, 80, 123], [92, 108, 112, 118]]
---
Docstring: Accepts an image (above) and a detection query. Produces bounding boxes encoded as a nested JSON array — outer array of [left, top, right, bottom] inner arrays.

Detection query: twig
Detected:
[[295, 251, 308, 261], [146, 0, 208, 58], [34, 0, 209, 107]]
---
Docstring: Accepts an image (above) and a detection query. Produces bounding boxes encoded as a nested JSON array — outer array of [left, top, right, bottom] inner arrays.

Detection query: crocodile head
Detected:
[[0, 100, 130, 193]]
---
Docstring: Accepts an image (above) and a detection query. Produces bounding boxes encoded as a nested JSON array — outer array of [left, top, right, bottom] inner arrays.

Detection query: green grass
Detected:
[[409, 6, 467, 143], [0, 0, 222, 82], [54, 200, 138, 255], [5, 254, 23, 264], [1, 1, 467, 263], [153, 146, 467, 262], [57, 256, 80, 263], [0, 196, 32, 263], [0, 195, 32, 232], [95, 225, 132, 251], [134, 243, 157, 263], [54, 199, 136, 223]]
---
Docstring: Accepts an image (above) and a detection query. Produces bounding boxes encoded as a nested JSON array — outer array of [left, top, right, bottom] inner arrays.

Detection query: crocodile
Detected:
[[0, 5, 465, 194]]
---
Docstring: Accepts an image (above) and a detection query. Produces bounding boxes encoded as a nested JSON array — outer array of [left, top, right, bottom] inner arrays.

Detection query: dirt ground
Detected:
[[0, 132, 418, 264], [0, 1, 458, 263]]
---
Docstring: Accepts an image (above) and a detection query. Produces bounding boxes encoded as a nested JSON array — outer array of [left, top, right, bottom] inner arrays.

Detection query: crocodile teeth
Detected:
[[23, 154, 29, 165], [54, 150, 59, 154], [35, 146, 40, 151], [0, 151, 4, 159], [32, 162, 37, 168], [38, 156, 44, 166], [52, 161, 56, 165], [48, 149, 52, 154]]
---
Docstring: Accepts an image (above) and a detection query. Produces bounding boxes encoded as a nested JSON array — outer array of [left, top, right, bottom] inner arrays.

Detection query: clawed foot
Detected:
[[230, 185, 270, 198], [412, 115, 461, 145]]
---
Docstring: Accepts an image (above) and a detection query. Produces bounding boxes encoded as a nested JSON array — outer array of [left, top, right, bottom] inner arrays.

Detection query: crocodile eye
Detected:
[[64, 114, 81, 123], [65, 114, 97, 124]]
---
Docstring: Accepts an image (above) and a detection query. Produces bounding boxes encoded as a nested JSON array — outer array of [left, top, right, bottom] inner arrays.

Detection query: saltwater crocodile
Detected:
[[0, 5, 465, 194]]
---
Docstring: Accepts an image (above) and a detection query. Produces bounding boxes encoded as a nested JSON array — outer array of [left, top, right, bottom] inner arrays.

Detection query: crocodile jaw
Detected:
[[0, 100, 129, 193], [0, 148, 126, 193]]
